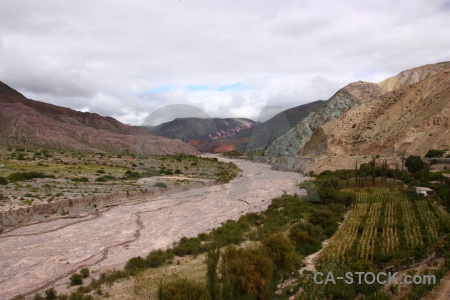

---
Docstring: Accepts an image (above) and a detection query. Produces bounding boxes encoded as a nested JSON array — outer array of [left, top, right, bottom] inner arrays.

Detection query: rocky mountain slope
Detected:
[[266, 81, 383, 170], [301, 64, 450, 157], [0, 81, 199, 155], [264, 62, 450, 172], [240, 100, 326, 151]]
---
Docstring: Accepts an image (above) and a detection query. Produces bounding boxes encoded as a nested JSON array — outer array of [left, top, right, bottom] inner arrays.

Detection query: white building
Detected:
[[415, 187, 434, 196]]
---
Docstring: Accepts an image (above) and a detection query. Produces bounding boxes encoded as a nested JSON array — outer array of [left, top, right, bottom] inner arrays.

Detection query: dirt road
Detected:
[[0, 156, 306, 299]]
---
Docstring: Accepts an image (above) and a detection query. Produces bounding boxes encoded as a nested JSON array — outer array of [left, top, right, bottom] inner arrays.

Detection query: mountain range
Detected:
[[268, 62, 450, 172], [1, 61, 449, 173], [0, 82, 198, 155]]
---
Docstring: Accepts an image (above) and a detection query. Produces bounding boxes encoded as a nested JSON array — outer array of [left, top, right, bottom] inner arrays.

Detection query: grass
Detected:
[[0, 147, 240, 208]]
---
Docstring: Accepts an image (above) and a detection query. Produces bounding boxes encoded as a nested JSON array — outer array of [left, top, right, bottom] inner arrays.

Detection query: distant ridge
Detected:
[[0, 81, 199, 155]]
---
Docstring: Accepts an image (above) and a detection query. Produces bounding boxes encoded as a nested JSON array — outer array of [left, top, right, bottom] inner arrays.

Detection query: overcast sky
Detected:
[[1, 0, 449, 125]]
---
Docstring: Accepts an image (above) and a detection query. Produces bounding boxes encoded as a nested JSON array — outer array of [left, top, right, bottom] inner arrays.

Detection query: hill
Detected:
[[146, 117, 255, 143], [301, 64, 450, 157], [0, 81, 199, 155], [266, 62, 450, 172]]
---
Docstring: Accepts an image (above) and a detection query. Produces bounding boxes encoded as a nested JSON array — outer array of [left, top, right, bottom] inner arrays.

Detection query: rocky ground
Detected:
[[0, 155, 306, 300]]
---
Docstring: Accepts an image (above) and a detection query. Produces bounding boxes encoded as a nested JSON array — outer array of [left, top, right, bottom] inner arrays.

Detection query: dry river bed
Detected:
[[0, 156, 307, 299]]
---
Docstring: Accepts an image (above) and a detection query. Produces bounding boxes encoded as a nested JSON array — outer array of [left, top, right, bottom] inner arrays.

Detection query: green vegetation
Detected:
[[0, 176, 8, 185], [7, 171, 55, 182], [0, 147, 240, 207], [154, 182, 167, 188], [69, 273, 83, 286], [405, 155, 426, 173], [425, 149, 447, 158], [71, 177, 89, 183]]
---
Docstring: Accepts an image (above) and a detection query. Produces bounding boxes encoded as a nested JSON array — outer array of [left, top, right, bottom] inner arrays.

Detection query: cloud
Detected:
[[0, 0, 449, 125]]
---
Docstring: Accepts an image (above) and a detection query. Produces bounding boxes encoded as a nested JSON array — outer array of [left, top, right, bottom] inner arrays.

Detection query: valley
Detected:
[[0, 155, 306, 299]]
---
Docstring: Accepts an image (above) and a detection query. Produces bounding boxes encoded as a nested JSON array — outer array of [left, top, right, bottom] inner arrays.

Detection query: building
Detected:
[[415, 187, 434, 197]]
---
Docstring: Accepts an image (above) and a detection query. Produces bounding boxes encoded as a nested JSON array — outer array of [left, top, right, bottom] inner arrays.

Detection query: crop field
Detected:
[[320, 188, 449, 265]]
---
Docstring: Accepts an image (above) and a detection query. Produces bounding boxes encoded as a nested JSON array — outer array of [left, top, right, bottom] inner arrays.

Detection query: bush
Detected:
[[154, 182, 167, 188], [45, 288, 57, 300], [125, 256, 148, 275], [95, 175, 115, 182], [0, 177, 8, 185], [7, 172, 55, 182], [146, 250, 169, 268], [71, 177, 89, 183], [161, 278, 209, 300], [425, 149, 447, 158], [80, 268, 90, 278], [124, 170, 140, 180], [69, 273, 83, 286]]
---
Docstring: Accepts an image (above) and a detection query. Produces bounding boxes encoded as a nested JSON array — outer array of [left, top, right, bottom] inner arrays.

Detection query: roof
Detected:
[[416, 187, 433, 192]]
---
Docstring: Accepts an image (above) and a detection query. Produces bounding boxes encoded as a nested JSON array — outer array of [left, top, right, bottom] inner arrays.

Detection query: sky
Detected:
[[1, 0, 449, 126]]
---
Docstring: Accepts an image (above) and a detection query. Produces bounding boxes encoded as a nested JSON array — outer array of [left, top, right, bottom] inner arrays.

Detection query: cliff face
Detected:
[[301, 67, 450, 157], [265, 81, 383, 170], [0, 81, 199, 155]]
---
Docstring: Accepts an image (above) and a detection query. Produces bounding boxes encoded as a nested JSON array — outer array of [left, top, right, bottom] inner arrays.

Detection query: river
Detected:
[[0, 156, 306, 299]]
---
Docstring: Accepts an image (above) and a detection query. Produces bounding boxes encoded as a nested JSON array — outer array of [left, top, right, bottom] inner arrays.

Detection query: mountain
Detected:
[[0, 81, 199, 155], [301, 63, 450, 158], [236, 100, 326, 151], [146, 118, 255, 143], [144, 100, 326, 154], [266, 81, 383, 170], [262, 62, 450, 173]]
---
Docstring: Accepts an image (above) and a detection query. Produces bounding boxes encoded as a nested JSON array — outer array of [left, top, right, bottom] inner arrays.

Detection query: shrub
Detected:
[[96, 169, 105, 174], [125, 256, 148, 275], [69, 273, 83, 286], [80, 268, 90, 278], [45, 288, 57, 300], [161, 278, 209, 300], [95, 175, 115, 182], [425, 149, 447, 158], [124, 170, 140, 180], [146, 250, 170, 268], [71, 177, 89, 183], [7, 172, 55, 182], [154, 182, 167, 188], [0, 177, 8, 185]]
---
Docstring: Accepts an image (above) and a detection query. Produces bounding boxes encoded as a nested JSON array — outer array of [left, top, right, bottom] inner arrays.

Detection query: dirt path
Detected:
[[0, 156, 307, 300]]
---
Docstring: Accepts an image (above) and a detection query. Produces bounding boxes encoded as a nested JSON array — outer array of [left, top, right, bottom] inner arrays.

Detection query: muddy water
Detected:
[[0, 156, 306, 299]]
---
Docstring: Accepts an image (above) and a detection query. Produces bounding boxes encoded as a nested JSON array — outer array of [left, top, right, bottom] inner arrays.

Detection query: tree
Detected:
[[262, 234, 300, 281], [220, 246, 274, 299], [205, 242, 220, 300], [405, 156, 426, 173]]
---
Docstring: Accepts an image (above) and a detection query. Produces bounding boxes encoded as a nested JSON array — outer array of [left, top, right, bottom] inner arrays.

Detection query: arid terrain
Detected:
[[0, 155, 306, 299]]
